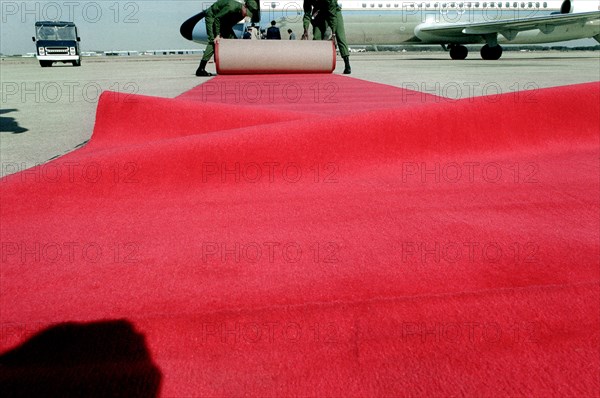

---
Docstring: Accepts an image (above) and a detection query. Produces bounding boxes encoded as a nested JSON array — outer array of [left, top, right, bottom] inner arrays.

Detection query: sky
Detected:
[[1, 0, 597, 55], [1, 1, 208, 54]]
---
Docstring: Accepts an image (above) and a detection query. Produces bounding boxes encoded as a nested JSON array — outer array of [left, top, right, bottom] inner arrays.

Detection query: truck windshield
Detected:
[[36, 25, 77, 41]]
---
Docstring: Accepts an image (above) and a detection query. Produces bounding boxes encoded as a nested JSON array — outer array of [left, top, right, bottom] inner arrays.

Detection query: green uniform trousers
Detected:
[[311, 9, 349, 58]]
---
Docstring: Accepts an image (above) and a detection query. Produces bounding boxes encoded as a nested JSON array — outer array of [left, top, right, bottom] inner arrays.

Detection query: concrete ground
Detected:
[[1, 51, 599, 177]]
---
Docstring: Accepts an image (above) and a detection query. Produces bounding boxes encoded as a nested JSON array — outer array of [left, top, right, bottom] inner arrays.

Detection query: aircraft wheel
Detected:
[[480, 44, 503, 60], [450, 45, 468, 60]]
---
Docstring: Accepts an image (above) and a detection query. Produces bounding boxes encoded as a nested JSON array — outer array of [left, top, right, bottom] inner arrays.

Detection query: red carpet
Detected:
[[1, 75, 599, 397]]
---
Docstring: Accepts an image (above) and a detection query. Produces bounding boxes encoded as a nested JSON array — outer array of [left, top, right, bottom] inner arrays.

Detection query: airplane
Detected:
[[183, 0, 600, 60]]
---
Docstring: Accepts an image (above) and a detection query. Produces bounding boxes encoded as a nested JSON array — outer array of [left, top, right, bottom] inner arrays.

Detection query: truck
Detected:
[[32, 21, 81, 67]]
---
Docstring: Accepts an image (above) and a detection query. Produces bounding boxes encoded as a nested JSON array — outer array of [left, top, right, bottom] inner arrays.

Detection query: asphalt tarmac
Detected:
[[1, 51, 599, 177]]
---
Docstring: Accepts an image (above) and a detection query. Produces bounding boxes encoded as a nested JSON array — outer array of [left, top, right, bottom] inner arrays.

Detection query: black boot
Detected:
[[342, 55, 351, 75], [195, 60, 213, 77]]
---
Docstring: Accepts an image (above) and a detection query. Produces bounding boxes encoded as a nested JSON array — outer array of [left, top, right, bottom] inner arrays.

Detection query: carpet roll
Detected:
[[215, 39, 336, 75]]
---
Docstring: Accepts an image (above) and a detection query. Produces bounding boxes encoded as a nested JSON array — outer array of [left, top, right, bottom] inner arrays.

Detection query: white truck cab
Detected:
[[32, 21, 81, 67]]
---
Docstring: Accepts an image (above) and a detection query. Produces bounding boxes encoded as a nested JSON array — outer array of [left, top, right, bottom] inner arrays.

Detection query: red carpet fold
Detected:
[[1, 75, 599, 397]]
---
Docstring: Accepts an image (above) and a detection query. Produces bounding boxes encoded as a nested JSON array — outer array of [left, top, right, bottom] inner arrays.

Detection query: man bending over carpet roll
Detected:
[[196, 0, 259, 77], [302, 0, 351, 74]]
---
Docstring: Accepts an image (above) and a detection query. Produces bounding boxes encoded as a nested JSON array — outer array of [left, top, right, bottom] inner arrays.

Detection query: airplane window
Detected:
[[378, 3, 382, 7], [475, 2, 480, 7], [520, 2, 525, 7], [536, 2, 540, 7], [362, 3, 366, 7], [543, 1, 547, 7], [394, 3, 399, 7], [386, 3, 390, 7], [370, 3, 374, 7], [459, 2, 464, 7], [483, 2, 487, 7], [513, 2, 517, 7], [450, 2, 456, 6]]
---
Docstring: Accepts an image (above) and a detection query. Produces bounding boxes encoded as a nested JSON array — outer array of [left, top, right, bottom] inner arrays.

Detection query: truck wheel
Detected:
[[72, 59, 81, 67], [40, 61, 52, 67]]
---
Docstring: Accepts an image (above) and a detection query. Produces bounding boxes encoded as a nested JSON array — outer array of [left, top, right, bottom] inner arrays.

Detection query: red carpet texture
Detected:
[[1, 75, 599, 397]]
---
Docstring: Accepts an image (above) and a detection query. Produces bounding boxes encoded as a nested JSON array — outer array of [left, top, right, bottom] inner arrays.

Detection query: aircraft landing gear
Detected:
[[449, 44, 468, 60], [480, 44, 503, 60]]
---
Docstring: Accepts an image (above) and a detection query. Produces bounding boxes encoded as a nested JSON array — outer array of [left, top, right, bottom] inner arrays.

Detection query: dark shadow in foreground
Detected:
[[0, 319, 161, 397]]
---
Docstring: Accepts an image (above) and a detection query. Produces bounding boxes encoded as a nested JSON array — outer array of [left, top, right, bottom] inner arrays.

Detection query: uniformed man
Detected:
[[302, 0, 351, 74], [196, 0, 259, 76]]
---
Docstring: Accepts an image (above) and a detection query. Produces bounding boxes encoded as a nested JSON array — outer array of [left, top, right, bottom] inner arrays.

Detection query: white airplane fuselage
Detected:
[[192, 0, 600, 46]]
